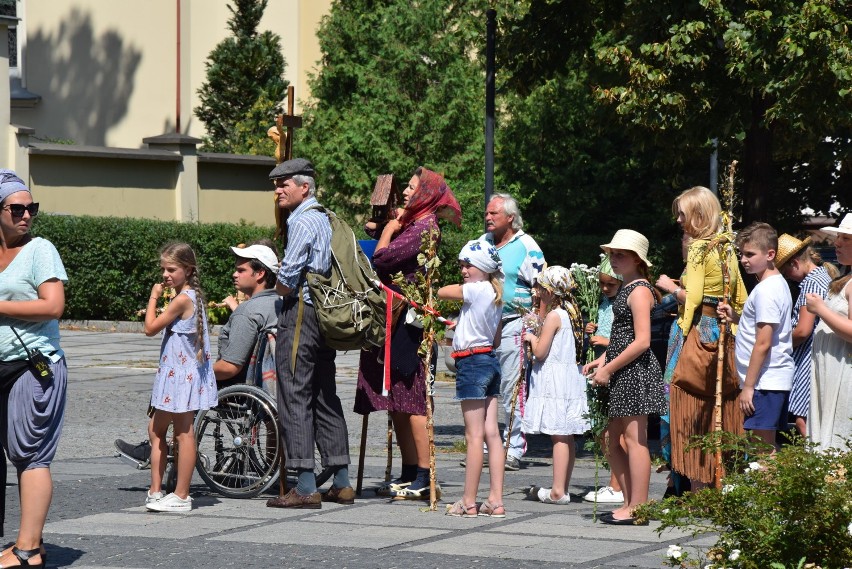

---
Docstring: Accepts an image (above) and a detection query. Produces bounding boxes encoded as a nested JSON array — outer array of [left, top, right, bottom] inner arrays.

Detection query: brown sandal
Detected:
[[478, 501, 506, 518], [445, 500, 477, 517]]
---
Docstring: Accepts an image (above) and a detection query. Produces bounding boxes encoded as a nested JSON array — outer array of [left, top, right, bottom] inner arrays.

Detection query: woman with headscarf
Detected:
[[354, 167, 461, 500], [656, 187, 747, 490], [0, 170, 67, 568]]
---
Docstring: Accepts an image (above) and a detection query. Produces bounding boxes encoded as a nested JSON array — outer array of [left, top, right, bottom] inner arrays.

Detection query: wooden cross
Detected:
[[269, 85, 303, 242], [268, 85, 303, 164]]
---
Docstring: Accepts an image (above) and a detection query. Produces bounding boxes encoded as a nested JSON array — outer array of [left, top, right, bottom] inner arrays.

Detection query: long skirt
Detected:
[[667, 315, 743, 484]]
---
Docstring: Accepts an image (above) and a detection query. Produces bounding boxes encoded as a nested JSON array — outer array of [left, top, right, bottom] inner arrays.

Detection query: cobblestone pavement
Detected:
[[2, 329, 710, 568]]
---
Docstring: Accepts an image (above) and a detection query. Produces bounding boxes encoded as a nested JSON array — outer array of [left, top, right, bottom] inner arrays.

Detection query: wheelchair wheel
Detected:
[[194, 385, 281, 498]]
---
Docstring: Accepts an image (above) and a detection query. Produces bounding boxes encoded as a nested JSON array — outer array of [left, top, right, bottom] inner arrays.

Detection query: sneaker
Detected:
[[536, 487, 572, 505], [145, 491, 163, 506], [376, 478, 412, 496], [146, 492, 192, 512], [583, 486, 624, 504], [115, 439, 152, 463], [504, 456, 521, 471], [459, 457, 489, 469]]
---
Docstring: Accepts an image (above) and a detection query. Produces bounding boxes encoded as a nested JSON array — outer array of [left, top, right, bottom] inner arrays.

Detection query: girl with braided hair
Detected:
[[522, 266, 590, 504], [143, 242, 217, 513]]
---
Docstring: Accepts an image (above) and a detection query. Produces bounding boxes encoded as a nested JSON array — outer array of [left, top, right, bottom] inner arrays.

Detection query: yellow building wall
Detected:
[[12, 0, 331, 150]]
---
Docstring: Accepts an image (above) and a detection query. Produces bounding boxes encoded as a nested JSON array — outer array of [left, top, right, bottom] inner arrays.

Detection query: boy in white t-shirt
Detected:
[[719, 222, 794, 451]]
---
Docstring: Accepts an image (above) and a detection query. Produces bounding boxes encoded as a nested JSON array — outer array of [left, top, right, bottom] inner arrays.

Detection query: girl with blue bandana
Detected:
[[438, 240, 505, 517]]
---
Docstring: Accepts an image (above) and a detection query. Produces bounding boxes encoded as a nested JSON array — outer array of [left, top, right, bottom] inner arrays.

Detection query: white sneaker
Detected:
[[145, 491, 163, 506], [583, 486, 624, 504], [536, 487, 572, 505], [146, 492, 192, 512]]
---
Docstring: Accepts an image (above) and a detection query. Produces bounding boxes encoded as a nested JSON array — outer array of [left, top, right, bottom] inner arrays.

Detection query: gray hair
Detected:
[[292, 175, 317, 197], [490, 193, 523, 231]]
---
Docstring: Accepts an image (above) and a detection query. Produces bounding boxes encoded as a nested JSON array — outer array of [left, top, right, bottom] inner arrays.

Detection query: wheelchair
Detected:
[[116, 332, 334, 499]]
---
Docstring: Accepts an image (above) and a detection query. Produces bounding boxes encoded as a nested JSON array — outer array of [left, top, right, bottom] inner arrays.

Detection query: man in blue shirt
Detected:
[[480, 193, 545, 471], [267, 158, 353, 509]]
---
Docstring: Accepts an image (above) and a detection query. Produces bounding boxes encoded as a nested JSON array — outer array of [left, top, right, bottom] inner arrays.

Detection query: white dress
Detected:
[[808, 281, 852, 452], [522, 308, 590, 436]]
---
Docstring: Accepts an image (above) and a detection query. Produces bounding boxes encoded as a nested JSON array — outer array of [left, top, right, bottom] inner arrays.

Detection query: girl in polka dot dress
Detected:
[[583, 230, 667, 525]]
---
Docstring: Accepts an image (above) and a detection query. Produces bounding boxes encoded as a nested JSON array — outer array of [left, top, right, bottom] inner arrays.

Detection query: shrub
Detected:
[[637, 434, 852, 569], [32, 214, 274, 322]]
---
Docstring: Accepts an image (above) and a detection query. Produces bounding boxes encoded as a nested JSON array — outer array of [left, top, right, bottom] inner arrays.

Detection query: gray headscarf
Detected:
[[0, 169, 30, 203]]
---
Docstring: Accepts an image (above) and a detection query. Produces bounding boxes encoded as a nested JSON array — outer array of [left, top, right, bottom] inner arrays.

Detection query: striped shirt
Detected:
[[277, 197, 332, 304], [788, 266, 832, 417]]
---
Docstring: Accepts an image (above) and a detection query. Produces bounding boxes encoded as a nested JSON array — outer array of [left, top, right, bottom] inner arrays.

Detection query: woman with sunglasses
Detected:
[[0, 169, 67, 569]]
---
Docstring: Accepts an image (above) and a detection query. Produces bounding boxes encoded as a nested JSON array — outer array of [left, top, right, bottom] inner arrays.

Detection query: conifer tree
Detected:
[[195, 0, 287, 154]]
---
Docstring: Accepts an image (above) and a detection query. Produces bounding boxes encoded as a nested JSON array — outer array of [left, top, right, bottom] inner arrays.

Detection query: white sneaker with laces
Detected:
[[146, 492, 192, 512], [583, 486, 624, 503], [145, 491, 163, 506]]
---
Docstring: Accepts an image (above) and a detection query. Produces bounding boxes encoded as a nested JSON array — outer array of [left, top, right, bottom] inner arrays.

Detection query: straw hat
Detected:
[[601, 229, 653, 267], [775, 234, 812, 268], [822, 213, 852, 236]]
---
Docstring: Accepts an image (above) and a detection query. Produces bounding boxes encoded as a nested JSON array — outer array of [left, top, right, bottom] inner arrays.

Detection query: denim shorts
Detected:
[[454, 352, 500, 401], [743, 389, 790, 431]]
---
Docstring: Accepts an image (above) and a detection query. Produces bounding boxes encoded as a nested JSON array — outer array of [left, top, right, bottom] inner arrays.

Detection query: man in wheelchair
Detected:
[[114, 242, 282, 467]]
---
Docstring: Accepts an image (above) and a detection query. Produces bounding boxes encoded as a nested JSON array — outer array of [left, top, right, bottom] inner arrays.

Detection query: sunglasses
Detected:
[[3, 203, 39, 217]]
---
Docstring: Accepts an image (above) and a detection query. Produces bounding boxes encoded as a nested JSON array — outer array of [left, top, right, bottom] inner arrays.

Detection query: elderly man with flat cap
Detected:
[[266, 158, 353, 509]]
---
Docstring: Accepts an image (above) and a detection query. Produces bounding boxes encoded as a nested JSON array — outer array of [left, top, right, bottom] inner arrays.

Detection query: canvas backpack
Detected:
[[305, 206, 386, 351]]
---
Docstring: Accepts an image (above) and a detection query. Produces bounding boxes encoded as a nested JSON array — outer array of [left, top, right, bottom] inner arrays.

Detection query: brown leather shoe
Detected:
[[321, 485, 355, 505], [266, 488, 322, 509]]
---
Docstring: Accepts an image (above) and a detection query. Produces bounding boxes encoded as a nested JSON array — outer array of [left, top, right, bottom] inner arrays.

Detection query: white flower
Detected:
[[666, 544, 683, 559], [848, 521, 852, 536], [745, 461, 762, 472], [722, 484, 736, 495], [662, 508, 670, 514], [728, 549, 741, 561]]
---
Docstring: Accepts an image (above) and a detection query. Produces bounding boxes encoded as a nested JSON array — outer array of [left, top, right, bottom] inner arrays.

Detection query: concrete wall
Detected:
[[11, 0, 331, 149]]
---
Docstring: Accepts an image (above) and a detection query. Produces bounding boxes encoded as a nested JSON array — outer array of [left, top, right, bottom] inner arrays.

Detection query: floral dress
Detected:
[[605, 281, 668, 418], [150, 289, 217, 413]]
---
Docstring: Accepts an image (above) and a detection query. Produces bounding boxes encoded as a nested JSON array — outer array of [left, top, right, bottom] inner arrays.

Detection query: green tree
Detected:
[[593, 0, 852, 225], [195, 0, 287, 154]]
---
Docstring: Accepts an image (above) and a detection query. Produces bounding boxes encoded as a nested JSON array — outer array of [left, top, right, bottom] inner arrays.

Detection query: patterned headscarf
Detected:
[[598, 254, 623, 281], [536, 265, 584, 364], [0, 169, 30, 203], [398, 168, 462, 229], [458, 239, 502, 277]]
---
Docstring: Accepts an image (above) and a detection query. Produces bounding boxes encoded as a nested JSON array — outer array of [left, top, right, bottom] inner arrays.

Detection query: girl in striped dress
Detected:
[[775, 234, 836, 437]]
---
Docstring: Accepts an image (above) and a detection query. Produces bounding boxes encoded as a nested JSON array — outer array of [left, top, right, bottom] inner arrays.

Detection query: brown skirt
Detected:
[[669, 385, 744, 483], [353, 347, 427, 416]]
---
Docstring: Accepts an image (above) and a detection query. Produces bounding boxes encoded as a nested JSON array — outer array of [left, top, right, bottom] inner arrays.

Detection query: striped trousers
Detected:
[[275, 295, 350, 470]]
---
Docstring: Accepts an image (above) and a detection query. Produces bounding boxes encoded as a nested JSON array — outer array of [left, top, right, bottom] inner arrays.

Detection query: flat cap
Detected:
[[269, 158, 315, 180]]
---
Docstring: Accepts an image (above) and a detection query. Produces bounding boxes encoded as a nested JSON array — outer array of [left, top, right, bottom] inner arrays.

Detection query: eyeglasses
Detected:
[[3, 203, 39, 217]]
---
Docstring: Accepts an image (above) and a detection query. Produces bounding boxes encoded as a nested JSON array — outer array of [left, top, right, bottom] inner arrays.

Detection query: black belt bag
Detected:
[[0, 326, 55, 392]]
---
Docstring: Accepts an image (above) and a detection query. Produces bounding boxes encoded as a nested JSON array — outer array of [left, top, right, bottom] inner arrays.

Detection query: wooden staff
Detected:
[[356, 414, 369, 496], [385, 412, 394, 482], [504, 354, 524, 458], [714, 160, 738, 489]]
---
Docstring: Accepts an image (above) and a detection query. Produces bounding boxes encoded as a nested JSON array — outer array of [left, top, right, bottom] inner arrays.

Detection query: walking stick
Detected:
[[356, 414, 369, 496], [504, 355, 524, 458], [385, 412, 393, 482], [713, 160, 738, 489]]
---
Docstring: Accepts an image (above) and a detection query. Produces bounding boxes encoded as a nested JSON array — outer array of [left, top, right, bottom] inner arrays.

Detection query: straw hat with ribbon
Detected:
[[775, 234, 812, 269], [600, 229, 653, 267]]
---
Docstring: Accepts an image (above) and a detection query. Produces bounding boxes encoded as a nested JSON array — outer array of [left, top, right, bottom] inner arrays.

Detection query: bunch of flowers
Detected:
[[637, 434, 852, 568], [136, 286, 175, 317]]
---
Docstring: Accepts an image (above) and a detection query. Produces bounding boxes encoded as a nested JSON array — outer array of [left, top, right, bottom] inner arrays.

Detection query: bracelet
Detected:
[[149, 296, 159, 301]]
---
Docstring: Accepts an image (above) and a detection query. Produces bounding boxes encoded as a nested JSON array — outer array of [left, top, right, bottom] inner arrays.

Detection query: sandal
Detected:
[[1, 546, 44, 568], [478, 500, 506, 518], [1, 540, 46, 568], [445, 500, 477, 517]]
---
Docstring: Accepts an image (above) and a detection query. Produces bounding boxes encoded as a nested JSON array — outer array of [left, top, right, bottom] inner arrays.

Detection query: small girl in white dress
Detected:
[[523, 265, 590, 504]]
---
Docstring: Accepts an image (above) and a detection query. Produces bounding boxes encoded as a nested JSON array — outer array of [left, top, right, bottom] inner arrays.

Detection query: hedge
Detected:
[[32, 214, 274, 322]]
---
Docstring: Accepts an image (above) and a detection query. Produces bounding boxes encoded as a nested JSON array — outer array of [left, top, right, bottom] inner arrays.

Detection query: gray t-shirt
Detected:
[[217, 288, 281, 384]]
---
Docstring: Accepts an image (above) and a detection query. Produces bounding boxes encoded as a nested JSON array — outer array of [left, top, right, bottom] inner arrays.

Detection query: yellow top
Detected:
[[679, 238, 746, 336]]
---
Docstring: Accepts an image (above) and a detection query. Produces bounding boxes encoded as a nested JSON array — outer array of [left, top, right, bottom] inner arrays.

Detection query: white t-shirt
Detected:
[[734, 273, 794, 390], [452, 281, 502, 351]]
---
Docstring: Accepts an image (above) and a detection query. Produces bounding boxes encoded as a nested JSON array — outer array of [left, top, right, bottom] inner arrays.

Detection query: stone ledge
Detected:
[[61, 320, 223, 335]]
